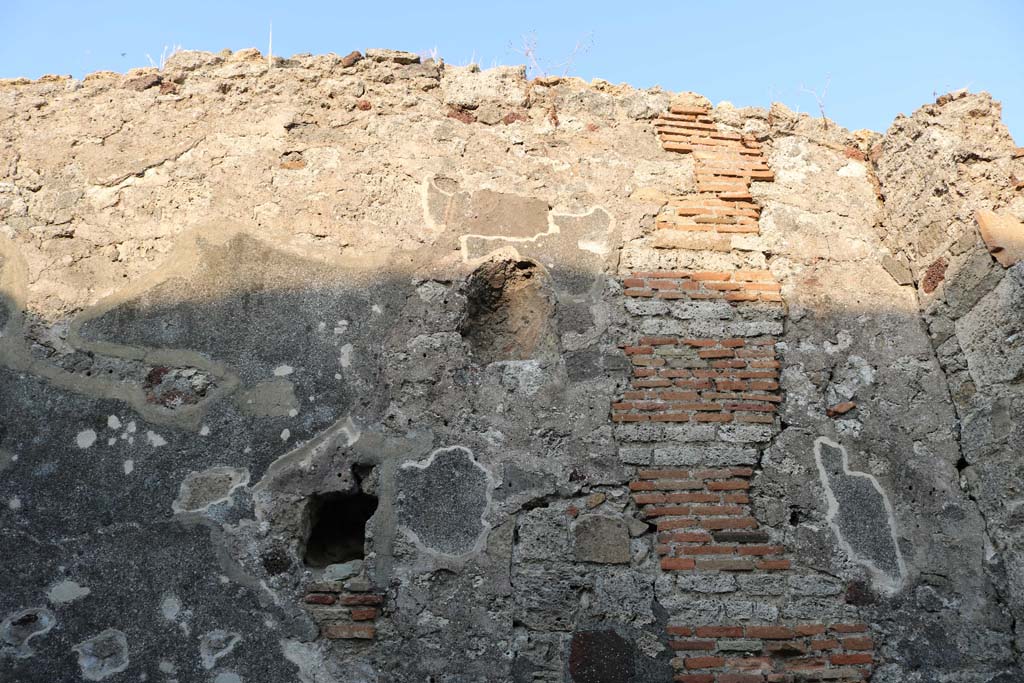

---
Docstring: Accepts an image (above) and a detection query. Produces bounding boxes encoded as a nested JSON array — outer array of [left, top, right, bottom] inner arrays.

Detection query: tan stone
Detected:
[[975, 210, 1024, 267]]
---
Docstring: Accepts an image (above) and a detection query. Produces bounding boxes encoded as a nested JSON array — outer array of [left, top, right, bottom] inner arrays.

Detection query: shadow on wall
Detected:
[[0, 229, 1021, 681]]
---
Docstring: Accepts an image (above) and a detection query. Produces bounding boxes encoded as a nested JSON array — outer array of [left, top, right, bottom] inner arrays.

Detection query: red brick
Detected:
[[660, 531, 713, 543], [624, 345, 655, 355], [322, 623, 376, 639], [683, 545, 737, 555], [667, 625, 694, 636], [756, 559, 792, 570], [707, 480, 751, 491], [696, 626, 743, 637], [339, 594, 384, 606], [350, 607, 379, 621], [623, 278, 645, 288], [658, 518, 701, 531], [695, 413, 733, 423], [842, 636, 874, 650], [723, 493, 750, 504], [830, 653, 873, 665], [640, 336, 678, 345], [305, 593, 336, 605], [830, 623, 869, 633], [661, 557, 697, 570], [684, 655, 725, 670], [809, 638, 840, 651], [673, 675, 715, 683], [690, 271, 733, 281], [699, 349, 736, 358]]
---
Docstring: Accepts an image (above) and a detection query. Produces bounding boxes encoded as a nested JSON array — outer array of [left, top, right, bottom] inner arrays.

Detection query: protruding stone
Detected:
[[975, 209, 1024, 267]]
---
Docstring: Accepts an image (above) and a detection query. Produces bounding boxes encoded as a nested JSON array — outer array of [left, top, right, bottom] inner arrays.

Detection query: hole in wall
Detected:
[[459, 258, 557, 364], [302, 491, 378, 568]]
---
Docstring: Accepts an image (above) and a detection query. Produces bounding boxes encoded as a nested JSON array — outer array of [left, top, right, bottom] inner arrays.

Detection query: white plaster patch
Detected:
[[200, 630, 241, 670], [371, 304, 383, 315], [338, 343, 353, 368], [813, 437, 906, 594], [123, 460, 134, 475], [8, 496, 21, 510], [837, 160, 867, 178], [47, 579, 91, 605], [199, 425, 210, 436], [288, 409, 299, 417], [273, 364, 293, 377], [280, 429, 291, 442], [146, 431, 167, 447], [107, 415, 121, 430], [76, 429, 97, 449], [126, 421, 137, 434]]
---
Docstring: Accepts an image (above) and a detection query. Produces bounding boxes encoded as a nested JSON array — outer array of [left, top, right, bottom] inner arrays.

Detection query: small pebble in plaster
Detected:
[[125, 421, 137, 434], [76, 430, 97, 449], [273, 365, 293, 377], [8, 496, 21, 510], [107, 438, 116, 446], [371, 304, 383, 314], [146, 431, 167, 447], [339, 344, 353, 368], [288, 409, 299, 417], [280, 429, 291, 442], [72, 628, 129, 680], [334, 373, 342, 380], [107, 415, 121, 430], [123, 460, 134, 475], [199, 425, 210, 436], [160, 595, 181, 621]]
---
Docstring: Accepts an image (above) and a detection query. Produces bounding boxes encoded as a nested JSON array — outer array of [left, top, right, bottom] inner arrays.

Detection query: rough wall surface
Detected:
[[1, 48, 1022, 682]]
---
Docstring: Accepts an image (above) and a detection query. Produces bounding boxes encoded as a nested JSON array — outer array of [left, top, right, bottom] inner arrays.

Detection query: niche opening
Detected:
[[302, 491, 378, 568], [460, 259, 557, 364]]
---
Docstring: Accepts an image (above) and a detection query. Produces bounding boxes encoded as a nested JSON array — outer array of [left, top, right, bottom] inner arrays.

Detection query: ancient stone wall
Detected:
[[1, 48, 1022, 682]]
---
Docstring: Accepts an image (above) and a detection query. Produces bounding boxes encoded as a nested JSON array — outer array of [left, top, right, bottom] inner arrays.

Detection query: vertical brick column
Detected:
[[613, 104, 875, 682]]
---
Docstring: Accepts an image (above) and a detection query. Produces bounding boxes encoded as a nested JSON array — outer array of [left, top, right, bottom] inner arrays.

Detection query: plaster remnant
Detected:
[[107, 415, 121, 430], [814, 437, 906, 594], [338, 343, 353, 368], [199, 630, 241, 670], [281, 429, 291, 442], [72, 628, 129, 680], [8, 496, 20, 510], [200, 425, 210, 436], [76, 429, 97, 449], [146, 430, 167, 447], [273, 364, 294, 377], [236, 379, 299, 417], [214, 673, 243, 683], [172, 466, 250, 514], [1, 608, 55, 658], [123, 459, 134, 475], [47, 580, 91, 605], [396, 446, 493, 556], [160, 595, 182, 621]]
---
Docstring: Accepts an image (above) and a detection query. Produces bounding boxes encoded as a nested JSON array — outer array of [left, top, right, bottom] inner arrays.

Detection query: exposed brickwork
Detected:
[[612, 103, 875, 681], [630, 467, 790, 572], [655, 105, 774, 235], [668, 623, 874, 682], [615, 336, 781, 425], [623, 271, 783, 303], [302, 582, 384, 640]]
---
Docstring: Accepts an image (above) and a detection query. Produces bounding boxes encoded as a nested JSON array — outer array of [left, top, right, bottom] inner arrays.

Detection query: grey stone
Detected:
[[573, 516, 630, 564]]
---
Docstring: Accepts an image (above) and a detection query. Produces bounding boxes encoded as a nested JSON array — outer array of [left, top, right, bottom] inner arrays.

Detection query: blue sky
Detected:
[[3, 1, 1021, 140]]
